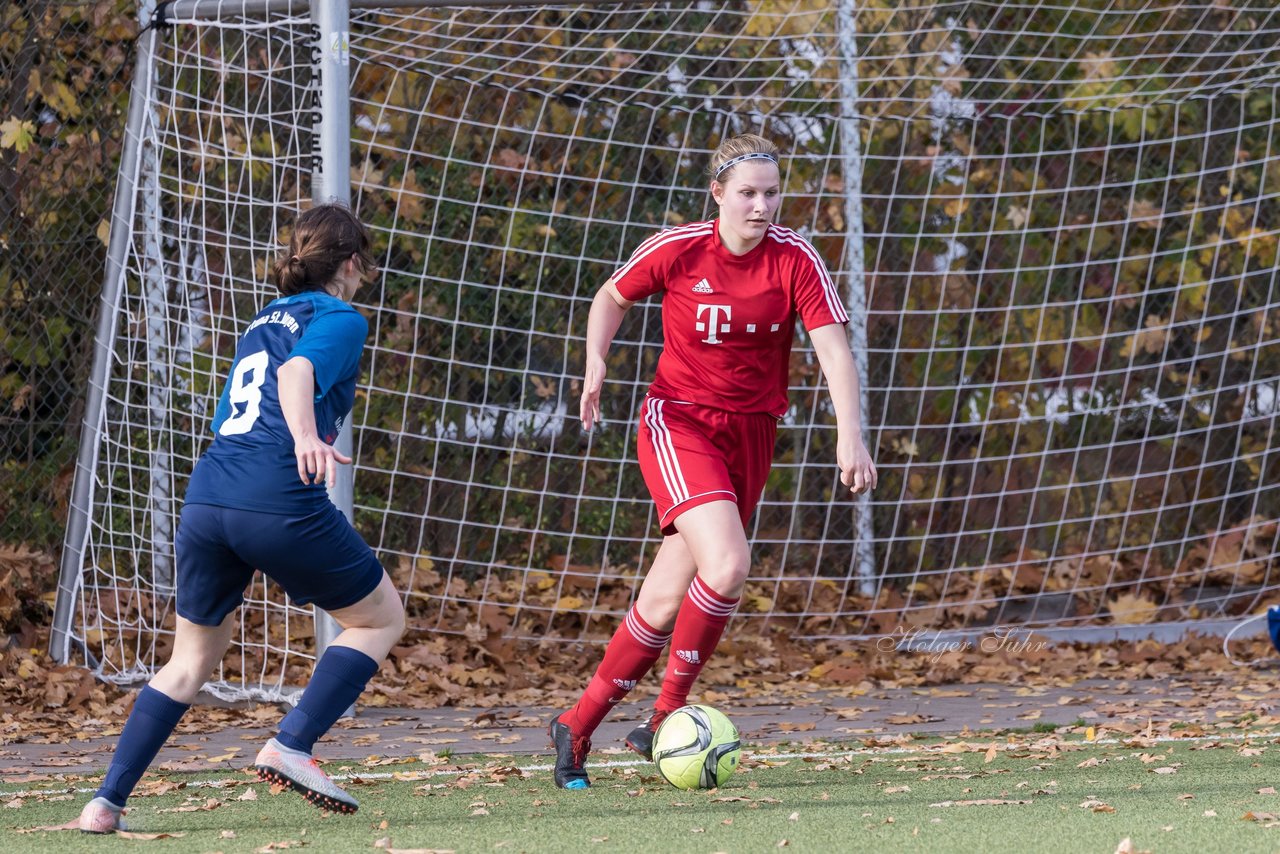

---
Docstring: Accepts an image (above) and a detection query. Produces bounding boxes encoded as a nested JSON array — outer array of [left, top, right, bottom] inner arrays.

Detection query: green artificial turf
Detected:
[[4, 734, 1280, 853]]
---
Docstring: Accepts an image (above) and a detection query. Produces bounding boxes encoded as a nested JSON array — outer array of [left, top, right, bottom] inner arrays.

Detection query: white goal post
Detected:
[[52, 0, 1280, 700]]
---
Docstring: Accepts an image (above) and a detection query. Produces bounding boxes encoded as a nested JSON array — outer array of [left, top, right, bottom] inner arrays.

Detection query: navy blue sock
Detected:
[[276, 646, 379, 754], [96, 685, 190, 807], [1268, 606, 1280, 654]]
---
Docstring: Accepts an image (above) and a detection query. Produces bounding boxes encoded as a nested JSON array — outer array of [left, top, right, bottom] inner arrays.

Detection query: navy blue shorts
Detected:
[[175, 502, 384, 627]]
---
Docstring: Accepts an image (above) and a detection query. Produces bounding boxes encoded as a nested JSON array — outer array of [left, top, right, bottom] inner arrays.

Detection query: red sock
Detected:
[[564, 607, 671, 737], [657, 575, 738, 712]]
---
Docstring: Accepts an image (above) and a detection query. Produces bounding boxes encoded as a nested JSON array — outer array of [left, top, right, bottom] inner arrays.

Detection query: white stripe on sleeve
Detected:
[[613, 222, 714, 287], [767, 226, 848, 323]]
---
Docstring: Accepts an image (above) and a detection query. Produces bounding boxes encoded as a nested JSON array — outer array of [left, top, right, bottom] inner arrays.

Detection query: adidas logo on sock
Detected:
[[612, 678, 637, 690], [675, 649, 701, 664], [692, 278, 713, 294]]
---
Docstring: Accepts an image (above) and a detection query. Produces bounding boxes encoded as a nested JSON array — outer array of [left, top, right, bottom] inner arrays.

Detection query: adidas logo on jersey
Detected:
[[612, 678, 638, 690], [692, 278, 713, 294], [675, 649, 701, 664]]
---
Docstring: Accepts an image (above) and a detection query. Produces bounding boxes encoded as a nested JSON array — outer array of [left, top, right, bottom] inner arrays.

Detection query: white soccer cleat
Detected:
[[78, 796, 125, 833], [254, 737, 359, 814]]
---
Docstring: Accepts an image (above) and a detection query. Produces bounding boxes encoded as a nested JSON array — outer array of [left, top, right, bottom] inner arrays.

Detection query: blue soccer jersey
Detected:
[[184, 291, 368, 514]]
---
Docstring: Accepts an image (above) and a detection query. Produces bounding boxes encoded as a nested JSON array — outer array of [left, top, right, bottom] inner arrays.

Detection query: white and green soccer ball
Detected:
[[652, 704, 741, 790]]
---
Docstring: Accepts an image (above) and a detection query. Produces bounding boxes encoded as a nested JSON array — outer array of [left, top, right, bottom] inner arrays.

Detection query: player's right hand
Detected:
[[581, 355, 606, 431], [838, 435, 878, 496], [294, 435, 352, 488]]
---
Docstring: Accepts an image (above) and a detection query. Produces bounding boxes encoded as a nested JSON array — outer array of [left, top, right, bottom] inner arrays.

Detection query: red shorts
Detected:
[[637, 396, 779, 535]]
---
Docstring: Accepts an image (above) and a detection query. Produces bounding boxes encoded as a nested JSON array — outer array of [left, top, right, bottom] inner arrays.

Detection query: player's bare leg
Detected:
[[324, 571, 407, 662], [255, 572, 404, 813], [551, 534, 699, 784], [80, 614, 237, 832], [626, 501, 749, 759], [634, 532, 699, 631], [150, 614, 240, 702], [668, 500, 752, 599]]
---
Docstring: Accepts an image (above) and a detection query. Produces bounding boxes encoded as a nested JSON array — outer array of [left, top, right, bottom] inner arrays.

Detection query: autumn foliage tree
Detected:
[[0, 1, 135, 547], [9, 2, 1280, 686]]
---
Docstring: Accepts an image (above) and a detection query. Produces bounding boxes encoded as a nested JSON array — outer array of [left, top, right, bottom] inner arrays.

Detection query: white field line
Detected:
[[3, 730, 1278, 799]]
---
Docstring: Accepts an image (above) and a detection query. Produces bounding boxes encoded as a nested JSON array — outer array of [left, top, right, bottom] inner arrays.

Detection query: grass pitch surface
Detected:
[[4, 733, 1280, 853]]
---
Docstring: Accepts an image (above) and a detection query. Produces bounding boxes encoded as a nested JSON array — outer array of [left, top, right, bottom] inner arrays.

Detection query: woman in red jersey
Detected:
[[548, 133, 877, 788]]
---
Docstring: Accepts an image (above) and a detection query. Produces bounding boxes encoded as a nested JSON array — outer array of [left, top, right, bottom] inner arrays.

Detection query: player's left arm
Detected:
[[281, 307, 367, 486], [278, 356, 352, 488], [809, 323, 877, 495]]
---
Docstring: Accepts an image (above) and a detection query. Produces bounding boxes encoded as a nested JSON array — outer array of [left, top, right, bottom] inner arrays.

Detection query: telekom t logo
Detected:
[[695, 303, 732, 344]]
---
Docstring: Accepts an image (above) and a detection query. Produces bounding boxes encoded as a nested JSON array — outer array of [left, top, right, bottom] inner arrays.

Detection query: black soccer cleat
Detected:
[[548, 713, 592, 789], [624, 709, 671, 761]]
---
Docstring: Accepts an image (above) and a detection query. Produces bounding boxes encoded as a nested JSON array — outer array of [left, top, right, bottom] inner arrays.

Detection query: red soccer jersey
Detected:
[[611, 219, 848, 416]]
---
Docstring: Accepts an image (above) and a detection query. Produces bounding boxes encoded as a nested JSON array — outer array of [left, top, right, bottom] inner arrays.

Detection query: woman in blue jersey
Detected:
[[79, 204, 404, 831]]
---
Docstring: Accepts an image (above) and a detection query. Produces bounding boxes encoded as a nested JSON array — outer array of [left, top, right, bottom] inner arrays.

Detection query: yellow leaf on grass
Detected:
[[1108, 592, 1158, 625], [778, 722, 816, 733]]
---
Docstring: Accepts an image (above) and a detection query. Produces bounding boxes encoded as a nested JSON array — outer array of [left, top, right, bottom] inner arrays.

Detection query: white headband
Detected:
[[713, 152, 778, 180]]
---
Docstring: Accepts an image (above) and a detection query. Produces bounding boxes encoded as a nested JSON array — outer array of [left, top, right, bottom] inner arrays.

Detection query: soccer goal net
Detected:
[[53, 0, 1280, 699]]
